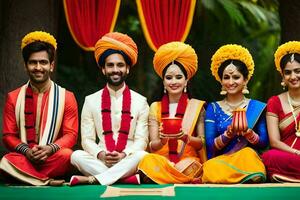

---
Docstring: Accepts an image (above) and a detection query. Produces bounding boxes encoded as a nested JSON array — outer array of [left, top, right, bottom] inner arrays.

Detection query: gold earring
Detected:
[[281, 81, 286, 90], [184, 86, 187, 93], [220, 86, 227, 95], [242, 85, 249, 94], [164, 87, 167, 93]]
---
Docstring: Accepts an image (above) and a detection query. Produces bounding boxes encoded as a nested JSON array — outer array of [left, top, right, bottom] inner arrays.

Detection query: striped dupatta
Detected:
[[15, 81, 65, 145], [137, 99, 206, 184], [269, 103, 300, 148], [278, 106, 300, 135], [179, 99, 207, 163], [153, 98, 206, 162]]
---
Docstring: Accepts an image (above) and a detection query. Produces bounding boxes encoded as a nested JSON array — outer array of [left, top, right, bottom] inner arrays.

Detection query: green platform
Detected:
[[1, 183, 300, 200]]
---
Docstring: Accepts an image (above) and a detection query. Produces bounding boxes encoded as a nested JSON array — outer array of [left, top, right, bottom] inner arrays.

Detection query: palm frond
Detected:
[[217, 0, 246, 26], [201, 0, 217, 11], [239, 1, 267, 23]]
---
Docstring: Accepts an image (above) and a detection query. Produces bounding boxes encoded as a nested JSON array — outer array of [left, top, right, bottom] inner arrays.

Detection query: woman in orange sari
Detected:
[[138, 42, 206, 184], [262, 41, 300, 182]]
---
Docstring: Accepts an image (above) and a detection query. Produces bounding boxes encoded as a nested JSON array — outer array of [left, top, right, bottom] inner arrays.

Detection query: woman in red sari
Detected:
[[262, 41, 300, 182]]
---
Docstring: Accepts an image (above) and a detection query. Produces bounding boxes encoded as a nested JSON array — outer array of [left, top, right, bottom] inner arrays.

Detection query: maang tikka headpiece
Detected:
[[169, 60, 176, 68], [225, 61, 236, 74], [291, 53, 295, 62]]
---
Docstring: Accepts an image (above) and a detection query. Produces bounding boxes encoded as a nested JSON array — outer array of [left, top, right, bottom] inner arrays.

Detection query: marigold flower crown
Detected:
[[274, 41, 300, 75], [21, 31, 57, 50], [211, 44, 254, 83]]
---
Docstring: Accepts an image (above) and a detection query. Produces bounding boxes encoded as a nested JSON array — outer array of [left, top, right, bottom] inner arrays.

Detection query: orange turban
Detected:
[[94, 32, 138, 66], [153, 42, 198, 79]]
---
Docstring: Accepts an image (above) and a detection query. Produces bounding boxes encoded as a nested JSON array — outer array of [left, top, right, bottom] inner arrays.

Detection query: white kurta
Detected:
[[71, 84, 149, 185]]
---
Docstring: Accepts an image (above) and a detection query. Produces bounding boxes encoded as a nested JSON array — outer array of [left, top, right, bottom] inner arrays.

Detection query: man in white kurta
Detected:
[[70, 32, 149, 185]]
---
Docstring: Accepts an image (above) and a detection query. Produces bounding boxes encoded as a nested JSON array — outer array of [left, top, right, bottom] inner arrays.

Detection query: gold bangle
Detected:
[[149, 141, 153, 152], [224, 130, 233, 139], [199, 135, 205, 145], [186, 135, 190, 144]]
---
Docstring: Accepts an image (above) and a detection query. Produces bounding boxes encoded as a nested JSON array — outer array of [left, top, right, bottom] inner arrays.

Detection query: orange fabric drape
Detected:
[[63, 0, 121, 51], [136, 0, 196, 51]]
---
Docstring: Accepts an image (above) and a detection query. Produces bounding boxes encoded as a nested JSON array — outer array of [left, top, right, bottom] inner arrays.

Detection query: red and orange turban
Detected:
[[94, 32, 138, 66], [153, 42, 198, 80]]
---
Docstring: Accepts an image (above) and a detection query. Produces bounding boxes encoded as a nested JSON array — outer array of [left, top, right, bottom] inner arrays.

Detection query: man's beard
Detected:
[[105, 72, 127, 86], [28, 70, 50, 84]]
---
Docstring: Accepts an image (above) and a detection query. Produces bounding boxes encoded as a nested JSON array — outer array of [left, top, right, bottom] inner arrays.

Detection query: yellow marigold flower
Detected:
[[211, 44, 254, 83], [274, 41, 300, 75], [21, 31, 57, 50]]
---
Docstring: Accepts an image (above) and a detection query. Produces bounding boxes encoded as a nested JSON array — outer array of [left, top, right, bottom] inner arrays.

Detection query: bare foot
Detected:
[[69, 175, 97, 186], [49, 179, 65, 186], [190, 177, 202, 184]]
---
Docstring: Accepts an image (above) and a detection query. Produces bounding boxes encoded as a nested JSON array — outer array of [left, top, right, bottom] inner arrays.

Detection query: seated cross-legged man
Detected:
[[70, 32, 149, 186], [0, 31, 79, 186]]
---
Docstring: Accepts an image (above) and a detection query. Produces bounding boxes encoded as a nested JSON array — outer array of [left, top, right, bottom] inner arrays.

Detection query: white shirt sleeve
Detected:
[[81, 97, 104, 158]]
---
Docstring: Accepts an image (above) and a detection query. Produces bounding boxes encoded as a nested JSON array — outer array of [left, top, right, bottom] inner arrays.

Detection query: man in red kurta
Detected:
[[0, 31, 78, 186]]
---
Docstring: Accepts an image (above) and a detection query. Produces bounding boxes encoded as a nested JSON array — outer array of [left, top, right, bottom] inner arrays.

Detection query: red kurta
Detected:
[[1, 84, 78, 182]]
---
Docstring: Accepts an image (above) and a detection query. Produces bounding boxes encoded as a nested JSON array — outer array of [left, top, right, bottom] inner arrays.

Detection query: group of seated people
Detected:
[[1, 30, 300, 186]]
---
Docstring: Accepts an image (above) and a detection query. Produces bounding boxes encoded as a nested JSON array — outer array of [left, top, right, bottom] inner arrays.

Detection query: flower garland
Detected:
[[21, 31, 57, 50], [101, 85, 132, 152], [211, 44, 254, 83], [161, 92, 188, 163], [274, 41, 300, 75]]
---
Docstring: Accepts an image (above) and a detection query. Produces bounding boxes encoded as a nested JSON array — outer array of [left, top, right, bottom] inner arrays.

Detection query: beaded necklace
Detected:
[[287, 92, 300, 137]]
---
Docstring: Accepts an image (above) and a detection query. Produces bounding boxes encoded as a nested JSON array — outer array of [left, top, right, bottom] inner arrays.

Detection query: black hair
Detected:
[[218, 59, 249, 80], [98, 49, 131, 67], [22, 41, 55, 63], [280, 53, 300, 71], [162, 60, 188, 79]]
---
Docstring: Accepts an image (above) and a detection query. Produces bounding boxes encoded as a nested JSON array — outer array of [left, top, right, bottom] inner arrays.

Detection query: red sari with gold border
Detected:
[[262, 95, 300, 182]]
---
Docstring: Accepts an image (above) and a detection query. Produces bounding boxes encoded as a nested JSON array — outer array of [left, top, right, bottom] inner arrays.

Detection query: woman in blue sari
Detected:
[[202, 44, 269, 183]]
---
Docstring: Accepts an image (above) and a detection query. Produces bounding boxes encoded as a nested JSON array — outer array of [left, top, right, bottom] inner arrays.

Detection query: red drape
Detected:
[[136, 0, 196, 51], [63, 0, 121, 51]]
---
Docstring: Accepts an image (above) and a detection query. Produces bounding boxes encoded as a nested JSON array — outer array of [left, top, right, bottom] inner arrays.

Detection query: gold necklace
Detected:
[[287, 92, 300, 137], [289, 94, 300, 107], [223, 97, 247, 112]]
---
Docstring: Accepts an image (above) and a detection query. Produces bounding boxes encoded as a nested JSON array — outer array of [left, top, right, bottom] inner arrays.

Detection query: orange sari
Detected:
[[138, 99, 206, 184]]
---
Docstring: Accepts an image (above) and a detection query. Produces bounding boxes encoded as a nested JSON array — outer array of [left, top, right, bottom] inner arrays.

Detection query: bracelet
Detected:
[[199, 135, 205, 145], [160, 137, 169, 145], [294, 149, 300, 155], [245, 132, 259, 144], [214, 135, 225, 150], [224, 130, 233, 139], [182, 134, 190, 144], [15, 143, 30, 155], [149, 141, 154, 152], [48, 143, 60, 153]]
